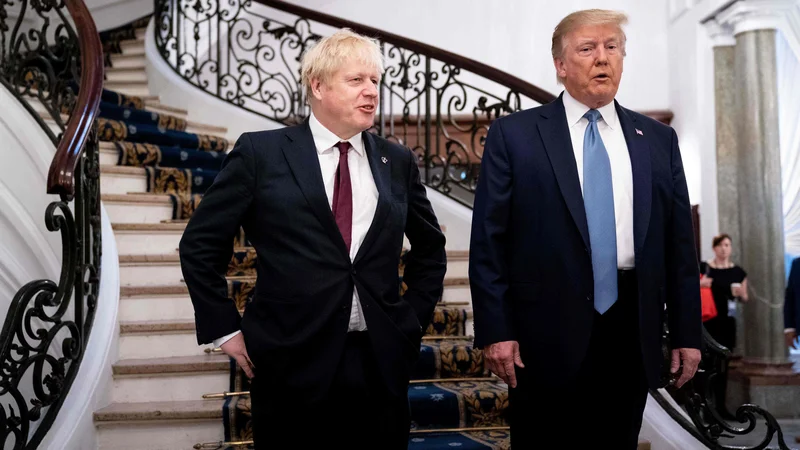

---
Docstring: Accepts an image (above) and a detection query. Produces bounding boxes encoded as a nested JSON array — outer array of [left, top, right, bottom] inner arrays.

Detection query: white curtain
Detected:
[[777, 31, 800, 257]]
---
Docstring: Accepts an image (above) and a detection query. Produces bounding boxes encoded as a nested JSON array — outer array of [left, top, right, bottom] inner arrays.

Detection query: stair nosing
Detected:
[[112, 222, 186, 232], [100, 164, 146, 175], [121, 285, 188, 297], [102, 193, 172, 205], [113, 354, 229, 376], [120, 319, 195, 335], [94, 400, 224, 422], [119, 254, 181, 263]]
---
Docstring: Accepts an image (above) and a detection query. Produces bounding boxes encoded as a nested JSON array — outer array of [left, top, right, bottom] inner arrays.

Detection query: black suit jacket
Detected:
[[179, 121, 447, 402], [469, 95, 702, 389], [785, 258, 800, 330]]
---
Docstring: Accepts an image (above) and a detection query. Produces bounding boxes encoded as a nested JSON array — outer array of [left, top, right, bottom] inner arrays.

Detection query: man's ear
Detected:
[[553, 58, 567, 79], [310, 78, 325, 101]]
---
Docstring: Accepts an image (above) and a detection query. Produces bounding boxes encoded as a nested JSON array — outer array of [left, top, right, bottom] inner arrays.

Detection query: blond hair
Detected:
[[300, 29, 384, 99], [551, 9, 628, 83]]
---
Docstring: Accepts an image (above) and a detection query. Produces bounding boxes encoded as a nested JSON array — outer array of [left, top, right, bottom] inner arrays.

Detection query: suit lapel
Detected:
[[538, 95, 590, 249], [616, 102, 652, 261], [281, 121, 350, 260], [354, 131, 391, 264]]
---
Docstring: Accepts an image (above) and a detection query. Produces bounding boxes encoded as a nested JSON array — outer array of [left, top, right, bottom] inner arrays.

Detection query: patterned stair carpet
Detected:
[[100, 17, 510, 450]]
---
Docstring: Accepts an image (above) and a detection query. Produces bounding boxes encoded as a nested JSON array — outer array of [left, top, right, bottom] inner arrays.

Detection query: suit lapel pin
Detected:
[[635, 128, 643, 136], [381, 156, 388, 164]]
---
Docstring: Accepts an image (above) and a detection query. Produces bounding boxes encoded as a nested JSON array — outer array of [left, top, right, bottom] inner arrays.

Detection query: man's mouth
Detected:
[[358, 104, 376, 113], [593, 74, 610, 81]]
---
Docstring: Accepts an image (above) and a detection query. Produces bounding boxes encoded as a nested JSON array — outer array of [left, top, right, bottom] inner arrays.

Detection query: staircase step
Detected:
[[94, 400, 224, 450], [104, 80, 150, 97], [103, 193, 174, 224], [120, 285, 193, 322], [185, 120, 228, 137], [109, 53, 146, 69], [119, 38, 145, 56], [94, 399, 223, 422], [119, 320, 209, 359], [144, 101, 189, 119], [135, 27, 147, 40], [120, 253, 183, 286], [106, 66, 147, 83], [112, 355, 229, 403], [100, 165, 148, 194], [112, 222, 186, 256], [100, 141, 120, 165]]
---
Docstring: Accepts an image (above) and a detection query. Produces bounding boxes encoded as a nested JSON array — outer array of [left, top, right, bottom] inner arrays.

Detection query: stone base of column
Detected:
[[727, 360, 800, 418]]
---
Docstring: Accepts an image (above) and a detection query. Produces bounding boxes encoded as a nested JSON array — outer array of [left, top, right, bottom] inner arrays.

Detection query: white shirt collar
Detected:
[[562, 89, 619, 131], [309, 111, 365, 157]]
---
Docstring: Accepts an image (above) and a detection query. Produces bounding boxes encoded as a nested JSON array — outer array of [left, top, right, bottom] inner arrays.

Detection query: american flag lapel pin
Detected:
[[381, 156, 388, 164], [635, 128, 643, 136]]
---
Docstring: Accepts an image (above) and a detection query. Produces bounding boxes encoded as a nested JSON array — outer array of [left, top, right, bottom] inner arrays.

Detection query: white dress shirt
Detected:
[[213, 112, 378, 348], [562, 89, 635, 268]]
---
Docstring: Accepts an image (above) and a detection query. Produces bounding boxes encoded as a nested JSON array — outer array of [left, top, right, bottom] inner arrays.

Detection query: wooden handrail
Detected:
[[258, 0, 556, 105], [46, 0, 104, 200]]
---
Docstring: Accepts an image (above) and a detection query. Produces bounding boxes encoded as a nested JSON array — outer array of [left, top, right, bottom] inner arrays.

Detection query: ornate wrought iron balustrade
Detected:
[[153, 0, 555, 206], [153, 1, 796, 447], [653, 324, 794, 449], [0, 0, 102, 448]]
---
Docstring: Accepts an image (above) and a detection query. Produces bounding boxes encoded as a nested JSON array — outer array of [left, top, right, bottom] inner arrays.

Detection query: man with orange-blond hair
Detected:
[[470, 9, 702, 448], [180, 29, 446, 449]]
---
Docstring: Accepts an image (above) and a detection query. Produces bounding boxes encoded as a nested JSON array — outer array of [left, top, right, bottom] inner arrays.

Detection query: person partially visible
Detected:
[[784, 257, 800, 349], [699, 233, 748, 350]]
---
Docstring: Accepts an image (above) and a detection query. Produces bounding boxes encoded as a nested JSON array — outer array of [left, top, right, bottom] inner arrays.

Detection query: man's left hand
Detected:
[[671, 348, 701, 388]]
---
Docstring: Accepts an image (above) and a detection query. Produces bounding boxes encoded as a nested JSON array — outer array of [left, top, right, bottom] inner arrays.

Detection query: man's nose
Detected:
[[595, 47, 609, 64], [364, 82, 378, 97]]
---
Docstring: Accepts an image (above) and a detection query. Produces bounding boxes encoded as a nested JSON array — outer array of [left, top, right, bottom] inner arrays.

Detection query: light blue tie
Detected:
[[583, 109, 618, 314]]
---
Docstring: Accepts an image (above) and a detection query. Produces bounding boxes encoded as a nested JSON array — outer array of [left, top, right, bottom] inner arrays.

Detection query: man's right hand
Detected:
[[484, 340, 524, 388], [786, 330, 797, 350], [220, 332, 255, 378]]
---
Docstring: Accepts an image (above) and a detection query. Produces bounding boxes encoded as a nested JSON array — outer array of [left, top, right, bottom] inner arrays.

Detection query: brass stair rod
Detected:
[[410, 426, 510, 434], [203, 377, 497, 398], [202, 391, 250, 399]]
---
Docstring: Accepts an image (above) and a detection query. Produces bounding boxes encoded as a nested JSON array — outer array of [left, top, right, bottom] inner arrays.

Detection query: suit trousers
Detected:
[[249, 331, 410, 449], [509, 270, 649, 449]]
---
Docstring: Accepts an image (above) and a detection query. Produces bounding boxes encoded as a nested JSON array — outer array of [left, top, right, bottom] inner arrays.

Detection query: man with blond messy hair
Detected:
[[180, 29, 446, 448], [469, 9, 702, 448]]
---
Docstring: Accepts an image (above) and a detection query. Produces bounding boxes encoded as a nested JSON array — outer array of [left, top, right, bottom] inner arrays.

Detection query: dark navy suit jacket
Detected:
[[179, 121, 447, 402], [469, 94, 702, 389]]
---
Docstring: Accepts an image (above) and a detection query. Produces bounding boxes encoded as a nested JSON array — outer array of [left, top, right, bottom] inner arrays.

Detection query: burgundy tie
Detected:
[[332, 141, 353, 252]]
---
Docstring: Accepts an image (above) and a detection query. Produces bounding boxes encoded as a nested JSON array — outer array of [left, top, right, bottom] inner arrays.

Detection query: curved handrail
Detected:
[[46, 0, 104, 201], [257, 0, 556, 106]]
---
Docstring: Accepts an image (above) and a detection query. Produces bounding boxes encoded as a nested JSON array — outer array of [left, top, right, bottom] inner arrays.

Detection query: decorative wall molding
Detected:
[[705, 18, 737, 46]]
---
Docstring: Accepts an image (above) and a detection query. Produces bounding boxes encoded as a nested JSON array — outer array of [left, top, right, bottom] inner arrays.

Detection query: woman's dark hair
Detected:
[[712, 233, 732, 248]]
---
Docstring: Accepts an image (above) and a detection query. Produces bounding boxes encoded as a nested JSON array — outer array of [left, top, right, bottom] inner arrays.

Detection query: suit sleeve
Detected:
[[402, 149, 447, 332], [665, 129, 702, 350], [179, 133, 256, 345], [469, 119, 514, 349]]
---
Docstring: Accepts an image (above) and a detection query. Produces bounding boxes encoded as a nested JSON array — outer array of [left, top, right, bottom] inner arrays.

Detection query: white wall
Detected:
[[667, 0, 725, 261], [281, 0, 671, 112]]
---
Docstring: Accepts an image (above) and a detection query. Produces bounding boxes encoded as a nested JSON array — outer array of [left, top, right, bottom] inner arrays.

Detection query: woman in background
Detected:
[[700, 233, 749, 350]]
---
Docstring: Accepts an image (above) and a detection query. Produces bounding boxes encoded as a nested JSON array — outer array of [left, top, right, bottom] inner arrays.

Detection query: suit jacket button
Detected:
[[352, 269, 357, 276], [586, 295, 592, 302]]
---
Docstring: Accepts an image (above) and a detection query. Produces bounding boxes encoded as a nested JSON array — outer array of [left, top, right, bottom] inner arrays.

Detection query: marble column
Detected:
[[734, 28, 787, 364], [713, 43, 740, 262]]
